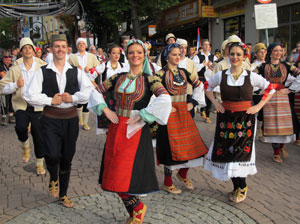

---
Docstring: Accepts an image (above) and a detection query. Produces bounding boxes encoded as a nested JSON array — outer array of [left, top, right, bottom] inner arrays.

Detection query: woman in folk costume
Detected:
[[88, 39, 171, 224], [92, 45, 129, 135], [176, 38, 199, 118], [254, 43, 300, 163], [204, 42, 275, 203], [68, 38, 100, 130], [155, 43, 208, 194]]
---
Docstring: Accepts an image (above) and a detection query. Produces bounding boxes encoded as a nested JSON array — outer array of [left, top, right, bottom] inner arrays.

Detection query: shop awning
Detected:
[[213, 0, 242, 8]]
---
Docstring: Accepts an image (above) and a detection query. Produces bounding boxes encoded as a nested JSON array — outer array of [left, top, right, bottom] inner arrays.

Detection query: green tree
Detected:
[[83, 0, 178, 44], [0, 18, 18, 50]]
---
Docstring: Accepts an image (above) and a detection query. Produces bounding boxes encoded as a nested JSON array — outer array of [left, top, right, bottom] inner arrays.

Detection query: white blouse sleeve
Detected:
[[207, 71, 222, 91], [144, 93, 171, 125], [250, 72, 275, 94], [284, 74, 297, 87], [289, 75, 300, 92], [192, 82, 206, 107]]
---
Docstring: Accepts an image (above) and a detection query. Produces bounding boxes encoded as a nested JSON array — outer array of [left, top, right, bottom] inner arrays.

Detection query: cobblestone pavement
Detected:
[[1, 113, 300, 224]]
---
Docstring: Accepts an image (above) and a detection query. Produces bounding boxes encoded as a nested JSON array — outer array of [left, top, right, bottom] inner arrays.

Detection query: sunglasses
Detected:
[[3, 56, 12, 58]]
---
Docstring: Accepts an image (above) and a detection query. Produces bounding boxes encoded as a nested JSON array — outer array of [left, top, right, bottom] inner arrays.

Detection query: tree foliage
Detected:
[[0, 18, 18, 49], [82, 0, 179, 45]]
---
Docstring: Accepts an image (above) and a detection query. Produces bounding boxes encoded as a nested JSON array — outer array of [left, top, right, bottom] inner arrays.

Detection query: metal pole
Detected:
[[265, 29, 269, 46]]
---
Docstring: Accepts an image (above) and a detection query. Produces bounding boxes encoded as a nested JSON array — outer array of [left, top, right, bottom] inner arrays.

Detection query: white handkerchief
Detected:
[[126, 110, 146, 139]]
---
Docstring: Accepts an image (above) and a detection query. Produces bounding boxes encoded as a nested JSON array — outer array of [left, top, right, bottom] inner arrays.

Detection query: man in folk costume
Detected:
[[193, 39, 217, 122], [156, 33, 177, 67], [119, 35, 130, 64], [68, 37, 100, 130], [213, 35, 251, 74], [176, 38, 200, 118], [24, 34, 94, 207], [0, 38, 47, 175]]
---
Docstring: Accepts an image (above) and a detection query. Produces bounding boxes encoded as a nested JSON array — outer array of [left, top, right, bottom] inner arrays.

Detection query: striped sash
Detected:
[[167, 101, 208, 161], [263, 92, 293, 136]]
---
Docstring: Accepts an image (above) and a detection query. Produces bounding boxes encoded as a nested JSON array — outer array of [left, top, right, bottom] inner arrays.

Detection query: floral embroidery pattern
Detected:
[[213, 115, 255, 162], [220, 122, 225, 129], [216, 148, 223, 156], [243, 146, 250, 153], [238, 131, 243, 137], [236, 123, 242, 129], [247, 129, 252, 137]]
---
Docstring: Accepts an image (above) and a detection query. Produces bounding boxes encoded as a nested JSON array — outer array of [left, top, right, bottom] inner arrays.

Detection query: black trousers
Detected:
[[77, 103, 89, 112], [40, 115, 79, 197], [201, 95, 212, 117], [0, 95, 13, 115], [14, 108, 44, 159]]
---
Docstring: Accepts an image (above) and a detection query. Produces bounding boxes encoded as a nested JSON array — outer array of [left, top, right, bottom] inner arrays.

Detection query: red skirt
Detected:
[[100, 116, 159, 193]]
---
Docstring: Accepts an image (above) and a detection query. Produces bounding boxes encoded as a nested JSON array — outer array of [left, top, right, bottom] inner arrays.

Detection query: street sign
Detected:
[[254, 3, 277, 30], [202, 6, 218, 18], [148, 25, 157, 37], [257, 0, 272, 3]]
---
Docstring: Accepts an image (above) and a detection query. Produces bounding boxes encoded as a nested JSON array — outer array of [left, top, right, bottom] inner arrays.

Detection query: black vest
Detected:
[[41, 65, 79, 97], [220, 70, 253, 102], [196, 53, 215, 81]]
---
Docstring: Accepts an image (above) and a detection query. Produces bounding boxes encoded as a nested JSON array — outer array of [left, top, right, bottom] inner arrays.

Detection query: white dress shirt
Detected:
[[193, 52, 217, 72], [24, 60, 94, 108], [76, 51, 88, 68], [2, 61, 37, 95]]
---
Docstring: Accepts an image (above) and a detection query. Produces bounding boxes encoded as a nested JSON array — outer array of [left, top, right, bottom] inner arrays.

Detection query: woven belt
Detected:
[[171, 94, 187, 103], [222, 101, 252, 112], [42, 106, 77, 119], [116, 108, 132, 117]]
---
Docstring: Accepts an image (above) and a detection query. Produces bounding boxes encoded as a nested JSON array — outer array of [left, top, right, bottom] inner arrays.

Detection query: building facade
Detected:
[[211, 0, 300, 52]]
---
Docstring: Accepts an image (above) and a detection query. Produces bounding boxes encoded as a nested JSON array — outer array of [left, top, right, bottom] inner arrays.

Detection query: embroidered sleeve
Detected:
[[96, 73, 118, 94], [149, 73, 168, 97], [154, 69, 164, 82], [186, 68, 201, 89]]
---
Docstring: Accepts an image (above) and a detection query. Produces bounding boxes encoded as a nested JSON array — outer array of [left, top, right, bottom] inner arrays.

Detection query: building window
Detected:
[[224, 16, 245, 41], [259, 3, 300, 53]]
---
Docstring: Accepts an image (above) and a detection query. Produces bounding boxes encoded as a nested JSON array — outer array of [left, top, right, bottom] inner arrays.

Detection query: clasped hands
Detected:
[[51, 93, 73, 105]]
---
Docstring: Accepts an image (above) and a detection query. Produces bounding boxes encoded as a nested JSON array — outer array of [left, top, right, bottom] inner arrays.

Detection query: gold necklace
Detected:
[[111, 62, 118, 70], [231, 70, 243, 81], [270, 63, 280, 73]]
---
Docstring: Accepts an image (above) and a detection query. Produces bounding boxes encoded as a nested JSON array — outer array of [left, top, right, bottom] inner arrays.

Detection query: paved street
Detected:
[[0, 113, 300, 224]]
